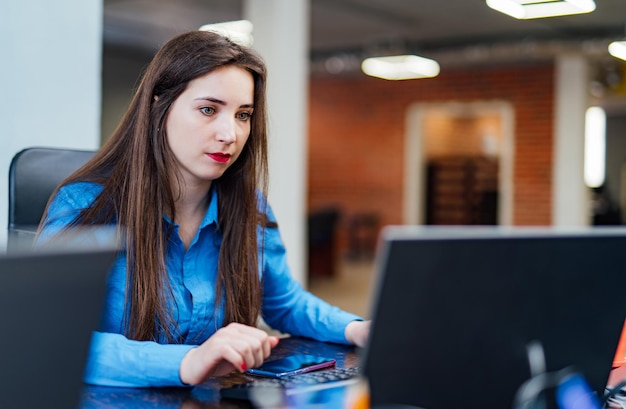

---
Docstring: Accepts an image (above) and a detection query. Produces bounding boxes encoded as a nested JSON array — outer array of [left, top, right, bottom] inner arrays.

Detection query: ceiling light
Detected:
[[584, 106, 606, 188], [486, 0, 596, 19], [361, 55, 440, 80], [199, 20, 254, 47], [608, 41, 626, 61]]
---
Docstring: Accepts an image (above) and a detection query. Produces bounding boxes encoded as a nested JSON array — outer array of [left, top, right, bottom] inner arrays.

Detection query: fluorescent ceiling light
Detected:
[[199, 20, 254, 47], [608, 41, 626, 61], [361, 55, 440, 80], [486, 0, 596, 19]]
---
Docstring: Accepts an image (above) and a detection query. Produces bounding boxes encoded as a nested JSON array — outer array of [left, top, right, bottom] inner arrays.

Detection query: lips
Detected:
[[207, 152, 231, 163]]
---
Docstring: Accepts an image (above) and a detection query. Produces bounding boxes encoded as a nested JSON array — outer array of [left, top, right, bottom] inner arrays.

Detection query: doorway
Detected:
[[403, 102, 514, 225]]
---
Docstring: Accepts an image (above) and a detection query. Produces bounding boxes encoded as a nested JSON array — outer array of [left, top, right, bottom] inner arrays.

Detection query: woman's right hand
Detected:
[[179, 322, 280, 385]]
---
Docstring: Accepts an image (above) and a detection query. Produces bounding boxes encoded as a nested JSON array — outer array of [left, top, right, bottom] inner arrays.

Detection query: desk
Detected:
[[79, 336, 360, 409]]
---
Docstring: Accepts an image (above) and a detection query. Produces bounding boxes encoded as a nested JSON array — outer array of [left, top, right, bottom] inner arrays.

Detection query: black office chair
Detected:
[[7, 147, 96, 249]]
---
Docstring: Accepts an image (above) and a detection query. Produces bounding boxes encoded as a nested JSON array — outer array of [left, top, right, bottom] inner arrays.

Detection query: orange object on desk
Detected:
[[613, 320, 626, 368]]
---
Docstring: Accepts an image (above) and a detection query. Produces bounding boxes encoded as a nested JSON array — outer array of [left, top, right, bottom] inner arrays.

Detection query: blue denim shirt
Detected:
[[40, 182, 361, 387]]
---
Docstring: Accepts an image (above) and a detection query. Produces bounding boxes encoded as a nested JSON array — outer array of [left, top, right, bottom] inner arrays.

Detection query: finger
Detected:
[[231, 333, 266, 368], [269, 336, 280, 348], [235, 336, 274, 370], [203, 328, 255, 372], [222, 324, 280, 368], [218, 344, 249, 373], [261, 336, 280, 359], [229, 325, 275, 366]]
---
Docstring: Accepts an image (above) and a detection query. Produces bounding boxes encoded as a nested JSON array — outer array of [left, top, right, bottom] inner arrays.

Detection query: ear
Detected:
[[153, 95, 160, 101]]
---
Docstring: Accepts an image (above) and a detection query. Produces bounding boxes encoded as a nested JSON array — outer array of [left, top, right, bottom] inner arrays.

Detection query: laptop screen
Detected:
[[362, 226, 626, 409]]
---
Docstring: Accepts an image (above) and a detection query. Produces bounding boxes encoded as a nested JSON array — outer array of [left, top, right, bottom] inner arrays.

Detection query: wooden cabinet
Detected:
[[425, 156, 498, 225]]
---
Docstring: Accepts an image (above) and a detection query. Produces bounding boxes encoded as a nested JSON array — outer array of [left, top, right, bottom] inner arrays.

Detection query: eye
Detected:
[[200, 106, 215, 116], [236, 111, 252, 121]]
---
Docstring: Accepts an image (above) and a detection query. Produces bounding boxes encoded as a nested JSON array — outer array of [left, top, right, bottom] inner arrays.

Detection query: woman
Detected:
[[38, 30, 369, 387]]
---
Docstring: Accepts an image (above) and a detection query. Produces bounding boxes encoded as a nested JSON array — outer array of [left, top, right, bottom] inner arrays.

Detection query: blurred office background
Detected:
[[3, 0, 626, 318]]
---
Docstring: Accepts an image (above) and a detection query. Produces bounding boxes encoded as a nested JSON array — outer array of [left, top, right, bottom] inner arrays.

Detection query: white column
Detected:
[[244, 0, 310, 285], [0, 0, 102, 242], [552, 55, 590, 226]]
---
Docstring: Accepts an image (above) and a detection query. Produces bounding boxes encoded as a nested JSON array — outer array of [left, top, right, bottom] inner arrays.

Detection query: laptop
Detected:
[[0, 229, 118, 409], [220, 226, 626, 408], [362, 226, 626, 409]]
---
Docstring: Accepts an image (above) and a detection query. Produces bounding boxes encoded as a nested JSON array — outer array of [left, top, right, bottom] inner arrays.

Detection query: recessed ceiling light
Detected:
[[486, 0, 596, 19], [199, 20, 254, 47], [608, 41, 626, 61], [361, 55, 440, 80]]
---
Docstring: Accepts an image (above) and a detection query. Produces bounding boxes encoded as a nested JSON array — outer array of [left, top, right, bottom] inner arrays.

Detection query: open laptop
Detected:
[[362, 226, 626, 409], [220, 226, 626, 408], [0, 229, 118, 409]]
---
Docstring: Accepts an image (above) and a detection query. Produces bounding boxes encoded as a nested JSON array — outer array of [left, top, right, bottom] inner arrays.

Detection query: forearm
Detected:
[[84, 331, 194, 387], [263, 289, 363, 344]]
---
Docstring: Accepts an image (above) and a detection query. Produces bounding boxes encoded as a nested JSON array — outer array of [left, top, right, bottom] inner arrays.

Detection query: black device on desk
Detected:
[[0, 235, 117, 409], [220, 351, 358, 403], [362, 226, 626, 409], [245, 354, 336, 378]]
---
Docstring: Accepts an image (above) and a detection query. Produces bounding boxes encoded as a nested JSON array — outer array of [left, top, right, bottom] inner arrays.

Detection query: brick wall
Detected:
[[308, 62, 555, 253]]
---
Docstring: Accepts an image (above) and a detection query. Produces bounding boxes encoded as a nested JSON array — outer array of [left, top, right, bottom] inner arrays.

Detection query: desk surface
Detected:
[[79, 336, 359, 409], [76, 336, 626, 409]]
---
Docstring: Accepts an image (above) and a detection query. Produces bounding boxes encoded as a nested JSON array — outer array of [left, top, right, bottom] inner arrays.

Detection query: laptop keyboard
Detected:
[[219, 366, 361, 400]]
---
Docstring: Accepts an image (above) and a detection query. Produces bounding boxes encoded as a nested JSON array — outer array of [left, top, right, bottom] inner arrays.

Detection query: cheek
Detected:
[[239, 123, 252, 144], [237, 133, 251, 155], [164, 127, 178, 154], [240, 131, 251, 146], [164, 124, 193, 160], [164, 117, 179, 147], [165, 115, 200, 149], [232, 133, 251, 161]]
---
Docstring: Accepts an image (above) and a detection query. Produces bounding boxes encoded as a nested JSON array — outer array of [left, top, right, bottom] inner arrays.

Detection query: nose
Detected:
[[216, 115, 236, 144]]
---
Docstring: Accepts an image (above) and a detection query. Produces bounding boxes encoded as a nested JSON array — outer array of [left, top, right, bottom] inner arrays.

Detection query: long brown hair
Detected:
[[40, 31, 268, 342]]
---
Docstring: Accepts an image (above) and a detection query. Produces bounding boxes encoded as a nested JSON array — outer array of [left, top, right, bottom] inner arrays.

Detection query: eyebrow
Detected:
[[196, 97, 254, 109]]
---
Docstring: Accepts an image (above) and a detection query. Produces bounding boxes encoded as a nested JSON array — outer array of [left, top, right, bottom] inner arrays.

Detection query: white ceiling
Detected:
[[104, 0, 626, 71]]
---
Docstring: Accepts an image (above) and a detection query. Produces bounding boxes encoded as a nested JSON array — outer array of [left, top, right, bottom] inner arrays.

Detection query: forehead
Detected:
[[184, 66, 254, 100]]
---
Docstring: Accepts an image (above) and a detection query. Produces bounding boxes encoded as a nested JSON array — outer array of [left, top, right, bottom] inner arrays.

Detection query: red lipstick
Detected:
[[207, 152, 231, 163]]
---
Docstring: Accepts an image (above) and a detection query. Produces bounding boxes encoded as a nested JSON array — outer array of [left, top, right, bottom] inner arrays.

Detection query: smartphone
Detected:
[[245, 354, 336, 378]]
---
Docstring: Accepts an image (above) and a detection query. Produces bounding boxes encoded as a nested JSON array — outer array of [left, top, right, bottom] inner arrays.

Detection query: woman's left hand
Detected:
[[344, 320, 371, 347]]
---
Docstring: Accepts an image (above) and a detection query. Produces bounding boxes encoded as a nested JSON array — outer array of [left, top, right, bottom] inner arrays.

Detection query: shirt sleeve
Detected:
[[84, 332, 194, 387], [259, 208, 363, 344]]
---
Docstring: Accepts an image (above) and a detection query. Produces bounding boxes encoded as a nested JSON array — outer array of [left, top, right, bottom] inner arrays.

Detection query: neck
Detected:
[[174, 181, 212, 250], [176, 181, 211, 217]]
